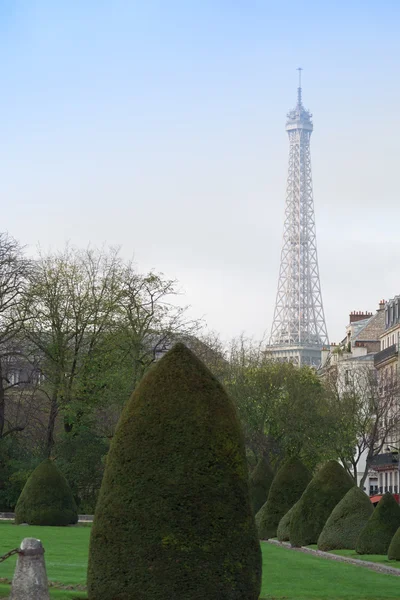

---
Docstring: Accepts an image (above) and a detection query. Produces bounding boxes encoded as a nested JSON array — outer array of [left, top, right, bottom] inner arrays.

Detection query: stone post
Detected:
[[10, 538, 49, 600]]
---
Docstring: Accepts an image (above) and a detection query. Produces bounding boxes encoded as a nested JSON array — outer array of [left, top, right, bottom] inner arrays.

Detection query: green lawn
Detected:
[[0, 523, 399, 599], [260, 543, 400, 599], [0, 522, 89, 600]]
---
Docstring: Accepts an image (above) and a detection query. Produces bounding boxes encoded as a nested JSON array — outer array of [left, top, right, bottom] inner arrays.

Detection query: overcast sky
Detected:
[[1, 1, 399, 345]]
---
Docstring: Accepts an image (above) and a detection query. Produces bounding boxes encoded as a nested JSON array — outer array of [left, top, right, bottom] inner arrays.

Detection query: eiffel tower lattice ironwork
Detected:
[[268, 70, 329, 367]]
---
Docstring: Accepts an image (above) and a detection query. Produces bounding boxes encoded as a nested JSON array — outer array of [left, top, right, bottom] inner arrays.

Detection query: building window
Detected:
[[9, 371, 20, 386], [345, 370, 349, 385]]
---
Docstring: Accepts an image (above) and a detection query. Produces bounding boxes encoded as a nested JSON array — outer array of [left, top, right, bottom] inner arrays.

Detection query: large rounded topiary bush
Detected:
[[15, 459, 78, 526], [277, 502, 298, 542], [256, 458, 311, 539], [388, 526, 400, 560], [317, 486, 373, 551], [356, 492, 400, 555], [250, 456, 274, 515], [290, 460, 354, 547], [88, 343, 262, 600]]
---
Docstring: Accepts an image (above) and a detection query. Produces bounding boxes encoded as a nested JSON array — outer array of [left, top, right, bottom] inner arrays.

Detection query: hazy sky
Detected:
[[1, 1, 400, 345]]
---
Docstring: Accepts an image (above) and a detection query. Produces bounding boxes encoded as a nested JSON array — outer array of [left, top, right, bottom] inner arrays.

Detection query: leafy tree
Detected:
[[55, 425, 109, 513], [256, 458, 311, 539], [290, 460, 354, 547], [317, 486, 373, 551], [224, 337, 348, 470], [21, 246, 201, 454], [20, 246, 123, 455], [0, 436, 41, 510], [249, 456, 274, 514], [356, 493, 400, 555], [15, 459, 77, 526], [88, 344, 261, 600]]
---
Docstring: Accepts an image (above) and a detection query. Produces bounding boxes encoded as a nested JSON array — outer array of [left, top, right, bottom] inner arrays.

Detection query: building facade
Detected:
[[370, 295, 400, 494], [320, 301, 386, 493]]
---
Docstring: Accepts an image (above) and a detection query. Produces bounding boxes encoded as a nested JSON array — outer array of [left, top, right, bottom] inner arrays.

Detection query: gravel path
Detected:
[[266, 539, 400, 576]]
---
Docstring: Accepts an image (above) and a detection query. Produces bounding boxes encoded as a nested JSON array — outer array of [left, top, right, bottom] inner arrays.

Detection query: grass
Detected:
[[0, 523, 400, 599], [260, 542, 400, 599], [327, 548, 400, 570], [0, 522, 89, 599]]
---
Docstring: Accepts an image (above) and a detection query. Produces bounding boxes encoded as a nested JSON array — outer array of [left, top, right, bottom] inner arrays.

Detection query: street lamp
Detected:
[[386, 444, 400, 494]]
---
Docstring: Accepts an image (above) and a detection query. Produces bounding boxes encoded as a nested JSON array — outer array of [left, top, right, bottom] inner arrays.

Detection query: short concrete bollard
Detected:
[[10, 538, 49, 600]]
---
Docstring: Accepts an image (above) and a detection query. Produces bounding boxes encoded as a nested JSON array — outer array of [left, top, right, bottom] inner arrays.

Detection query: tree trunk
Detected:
[[353, 463, 358, 486], [0, 360, 5, 438], [44, 389, 58, 457], [359, 454, 373, 489]]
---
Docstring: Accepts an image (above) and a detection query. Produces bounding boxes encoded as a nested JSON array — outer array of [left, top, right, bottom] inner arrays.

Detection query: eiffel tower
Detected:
[[268, 70, 329, 367]]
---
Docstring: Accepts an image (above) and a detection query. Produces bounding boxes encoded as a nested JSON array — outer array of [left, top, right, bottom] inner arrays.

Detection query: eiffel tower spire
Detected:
[[268, 72, 329, 367]]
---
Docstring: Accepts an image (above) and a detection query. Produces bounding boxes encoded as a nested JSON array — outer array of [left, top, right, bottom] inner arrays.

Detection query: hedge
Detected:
[[256, 458, 311, 539], [317, 486, 373, 551], [15, 459, 78, 526], [356, 492, 400, 555], [277, 502, 298, 542], [87, 343, 262, 600], [388, 526, 400, 560], [289, 460, 354, 547], [250, 457, 274, 515]]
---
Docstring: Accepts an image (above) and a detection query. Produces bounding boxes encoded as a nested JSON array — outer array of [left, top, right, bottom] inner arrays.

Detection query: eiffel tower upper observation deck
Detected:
[[267, 70, 329, 367]]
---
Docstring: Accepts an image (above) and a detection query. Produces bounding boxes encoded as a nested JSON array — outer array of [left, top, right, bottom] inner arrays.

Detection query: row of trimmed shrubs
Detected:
[[13, 344, 263, 600], [253, 456, 400, 561]]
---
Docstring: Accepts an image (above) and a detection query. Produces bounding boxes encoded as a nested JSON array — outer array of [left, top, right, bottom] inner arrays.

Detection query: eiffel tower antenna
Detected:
[[297, 67, 302, 105], [268, 70, 329, 367]]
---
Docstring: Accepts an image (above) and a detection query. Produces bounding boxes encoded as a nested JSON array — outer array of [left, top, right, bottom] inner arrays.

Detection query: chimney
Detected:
[[378, 299, 386, 311], [349, 310, 371, 324]]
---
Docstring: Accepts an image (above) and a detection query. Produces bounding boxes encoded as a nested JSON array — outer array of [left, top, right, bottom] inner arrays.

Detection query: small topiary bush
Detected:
[[277, 502, 298, 542], [15, 459, 78, 526], [256, 458, 311, 539], [290, 460, 354, 547], [356, 492, 400, 555], [388, 526, 400, 560], [250, 457, 274, 515], [88, 343, 262, 600], [317, 486, 373, 551]]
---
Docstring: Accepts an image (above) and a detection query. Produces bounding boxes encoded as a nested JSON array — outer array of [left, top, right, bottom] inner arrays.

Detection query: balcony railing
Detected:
[[374, 343, 398, 367]]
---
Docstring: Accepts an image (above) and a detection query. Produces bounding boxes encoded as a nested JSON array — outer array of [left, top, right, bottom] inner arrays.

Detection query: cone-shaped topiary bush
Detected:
[[277, 502, 298, 542], [290, 460, 354, 547], [356, 492, 400, 555], [250, 456, 274, 515], [88, 343, 262, 600], [15, 459, 78, 526], [256, 458, 311, 539], [388, 526, 400, 560], [317, 486, 373, 551]]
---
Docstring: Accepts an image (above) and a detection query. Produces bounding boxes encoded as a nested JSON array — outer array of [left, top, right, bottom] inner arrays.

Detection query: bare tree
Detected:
[[0, 232, 32, 438], [325, 364, 400, 487]]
